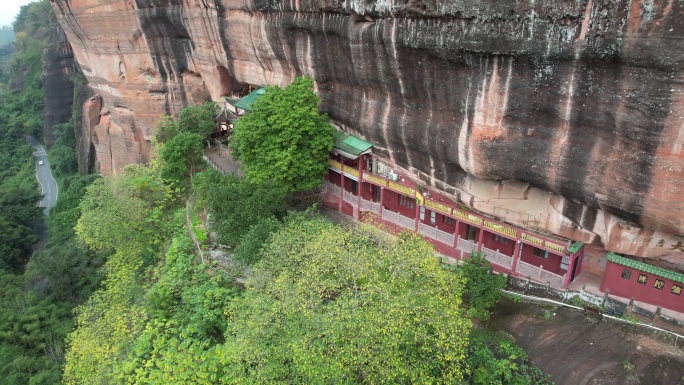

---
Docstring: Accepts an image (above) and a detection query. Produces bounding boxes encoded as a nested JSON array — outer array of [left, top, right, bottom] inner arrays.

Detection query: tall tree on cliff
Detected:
[[155, 102, 219, 144], [230, 77, 334, 194], [177, 101, 219, 139], [159, 132, 205, 193]]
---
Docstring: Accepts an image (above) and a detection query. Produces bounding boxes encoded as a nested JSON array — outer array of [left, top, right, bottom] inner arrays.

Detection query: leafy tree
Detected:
[[154, 102, 219, 144], [225, 213, 471, 384], [153, 114, 180, 143], [458, 252, 507, 320], [0, 215, 38, 270], [159, 132, 205, 193], [230, 76, 334, 193], [467, 329, 553, 385], [233, 215, 282, 265], [0, 272, 72, 385], [64, 164, 180, 385], [112, 235, 237, 384], [195, 170, 286, 247], [75, 164, 173, 255], [47, 122, 77, 177], [0, 142, 43, 267], [176, 101, 219, 138], [13, 1, 52, 37]]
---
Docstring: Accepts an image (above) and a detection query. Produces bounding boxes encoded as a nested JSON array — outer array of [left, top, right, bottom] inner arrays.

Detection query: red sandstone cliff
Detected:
[[42, 13, 79, 147], [50, 0, 684, 266]]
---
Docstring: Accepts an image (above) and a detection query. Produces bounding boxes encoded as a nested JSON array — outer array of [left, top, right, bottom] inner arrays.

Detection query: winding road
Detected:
[[26, 136, 58, 214]]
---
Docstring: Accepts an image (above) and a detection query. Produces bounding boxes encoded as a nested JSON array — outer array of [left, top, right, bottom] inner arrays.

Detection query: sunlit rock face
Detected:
[[51, 0, 683, 265]]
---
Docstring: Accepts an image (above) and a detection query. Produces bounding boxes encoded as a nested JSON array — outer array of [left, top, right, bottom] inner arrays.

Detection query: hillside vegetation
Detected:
[[0, 2, 101, 383], [59, 78, 551, 384]]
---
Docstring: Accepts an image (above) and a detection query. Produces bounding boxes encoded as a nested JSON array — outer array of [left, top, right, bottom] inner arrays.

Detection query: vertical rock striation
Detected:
[[42, 12, 80, 147], [51, 0, 684, 266]]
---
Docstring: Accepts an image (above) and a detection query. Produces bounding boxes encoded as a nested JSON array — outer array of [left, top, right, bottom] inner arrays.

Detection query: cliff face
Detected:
[[51, 0, 684, 265], [42, 14, 79, 147]]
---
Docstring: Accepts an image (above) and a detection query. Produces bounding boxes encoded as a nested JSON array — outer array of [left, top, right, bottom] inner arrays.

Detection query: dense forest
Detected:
[[0, 1, 99, 383], [0, 2, 551, 384], [0, 25, 14, 86]]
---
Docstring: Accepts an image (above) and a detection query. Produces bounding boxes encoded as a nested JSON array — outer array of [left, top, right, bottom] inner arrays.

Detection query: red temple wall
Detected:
[[481, 231, 516, 256], [600, 262, 684, 313], [383, 189, 416, 218], [520, 244, 564, 275]]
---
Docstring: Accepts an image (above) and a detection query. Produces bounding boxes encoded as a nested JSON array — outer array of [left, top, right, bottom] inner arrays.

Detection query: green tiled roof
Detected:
[[230, 88, 266, 112], [333, 130, 373, 156], [607, 252, 684, 284], [568, 241, 584, 254]]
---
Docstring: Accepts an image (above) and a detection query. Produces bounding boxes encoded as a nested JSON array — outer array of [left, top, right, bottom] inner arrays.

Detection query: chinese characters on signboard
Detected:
[[620, 267, 683, 296], [653, 279, 665, 290]]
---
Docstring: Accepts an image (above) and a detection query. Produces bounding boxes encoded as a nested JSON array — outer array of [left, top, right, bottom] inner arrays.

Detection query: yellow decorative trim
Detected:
[[425, 199, 451, 215], [484, 220, 516, 238], [328, 159, 342, 172], [363, 173, 387, 186], [521, 232, 543, 246], [452, 209, 483, 225], [388, 181, 416, 197], [544, 241, 565, 254], [344, 167, 359, 178]]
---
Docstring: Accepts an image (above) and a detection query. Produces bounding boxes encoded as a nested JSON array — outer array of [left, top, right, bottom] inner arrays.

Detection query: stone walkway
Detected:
[[204, 142, 241, 175]]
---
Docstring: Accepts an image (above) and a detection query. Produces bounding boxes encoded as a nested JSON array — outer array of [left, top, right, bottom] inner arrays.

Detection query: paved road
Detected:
[[26, 136, 58, 215]]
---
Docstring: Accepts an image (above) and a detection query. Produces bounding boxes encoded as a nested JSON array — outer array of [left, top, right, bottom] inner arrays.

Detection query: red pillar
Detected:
[[476, 227, 485, 253], [338, 175, 344, 212], [452, 221, 461, 248], [378, 186, 384, 218], [511, 241, 522, 274], [355, 159, 363, 219], [414, 201, 420, 232], [453, 220, 461, 260]]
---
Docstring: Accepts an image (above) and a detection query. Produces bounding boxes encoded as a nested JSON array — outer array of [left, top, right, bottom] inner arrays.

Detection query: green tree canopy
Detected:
[[159, 132, 205, 193], [194, 170, 286, 248], [177, 101, 219, 138], [458, 252, 507, 320], [225, 213, 471, 383], [230, 76, 334, 193], [154, 102, 219, 144]]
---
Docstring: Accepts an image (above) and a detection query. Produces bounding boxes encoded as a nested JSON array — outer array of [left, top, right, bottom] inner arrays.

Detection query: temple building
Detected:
[[322, 130, 585, 290]]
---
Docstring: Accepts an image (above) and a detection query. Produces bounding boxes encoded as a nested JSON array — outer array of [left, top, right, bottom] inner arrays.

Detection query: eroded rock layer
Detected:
[[51, 0, 684, 264]]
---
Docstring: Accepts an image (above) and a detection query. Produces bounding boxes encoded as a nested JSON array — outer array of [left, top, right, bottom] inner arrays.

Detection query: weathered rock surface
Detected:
[[51, 0, 684, 265], [42, 14, 80, 147]]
